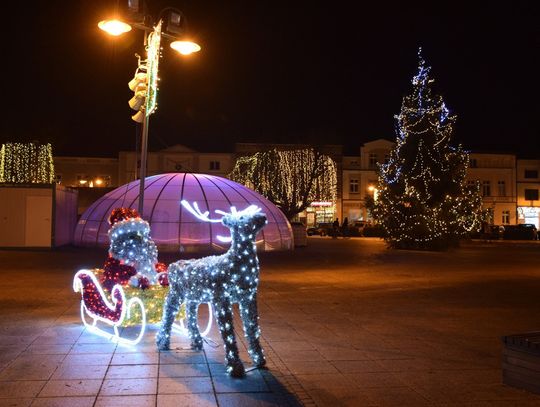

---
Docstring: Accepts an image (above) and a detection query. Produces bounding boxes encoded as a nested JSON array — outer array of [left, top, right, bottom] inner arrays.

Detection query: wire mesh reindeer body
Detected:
[[156, 201, 268, 377]]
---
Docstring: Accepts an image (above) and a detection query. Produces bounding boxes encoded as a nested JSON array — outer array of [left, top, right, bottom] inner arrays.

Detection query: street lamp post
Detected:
[[98, 2, 200, 214]]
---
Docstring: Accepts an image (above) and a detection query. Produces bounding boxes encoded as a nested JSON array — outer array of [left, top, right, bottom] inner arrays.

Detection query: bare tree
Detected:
[[229, 148, 337, 220]]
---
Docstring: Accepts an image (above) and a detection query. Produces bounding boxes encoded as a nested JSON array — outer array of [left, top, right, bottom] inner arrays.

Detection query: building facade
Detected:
[[466, 152, 517, 227], [53, 140, 539, 229], [517, 159, 540, 228], [118, 144, 234, 185], [342, 139, 395, 222]]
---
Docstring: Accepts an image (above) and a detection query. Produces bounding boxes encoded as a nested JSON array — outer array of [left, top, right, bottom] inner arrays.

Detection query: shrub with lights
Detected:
[[373, 49, 484, 250]]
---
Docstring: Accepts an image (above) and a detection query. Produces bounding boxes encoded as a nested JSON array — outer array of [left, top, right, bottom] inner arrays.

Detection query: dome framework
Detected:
[[74, 173, 293, 252]]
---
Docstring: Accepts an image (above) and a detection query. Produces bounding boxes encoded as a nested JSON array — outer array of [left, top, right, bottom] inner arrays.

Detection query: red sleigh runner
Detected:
[[73, 270, 146, 345]]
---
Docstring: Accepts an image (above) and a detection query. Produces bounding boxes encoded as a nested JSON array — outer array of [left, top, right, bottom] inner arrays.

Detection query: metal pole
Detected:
[[137, 29, 150, 215], [138, 114, 149, 214]]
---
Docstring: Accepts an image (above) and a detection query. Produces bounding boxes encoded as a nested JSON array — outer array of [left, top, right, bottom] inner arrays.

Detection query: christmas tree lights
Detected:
[[0, 142, 54, 184], [374, 48, 484, 250], [229, 148, 337, 220], [157, 201, 268, 377]]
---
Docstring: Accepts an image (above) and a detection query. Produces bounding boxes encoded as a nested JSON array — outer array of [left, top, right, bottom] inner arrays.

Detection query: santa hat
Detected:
[[108, 207, 140, 225]]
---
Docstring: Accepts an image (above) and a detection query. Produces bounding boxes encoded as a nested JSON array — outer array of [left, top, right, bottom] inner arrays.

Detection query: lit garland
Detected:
[[157, 201, 268, 378], [229, 148, 337, 220], [373, 48, 484, 250], [0, 142, 54, 184]]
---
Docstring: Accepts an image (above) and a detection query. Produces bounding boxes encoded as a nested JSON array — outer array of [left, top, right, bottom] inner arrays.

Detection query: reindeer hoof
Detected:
[[227, 361, 246, 378], [156, 332, 170, 350]]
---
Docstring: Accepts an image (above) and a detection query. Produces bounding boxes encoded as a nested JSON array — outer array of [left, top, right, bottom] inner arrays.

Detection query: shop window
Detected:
[[482, 181, 491, 197], [524, 189, 539, 201], [368, 153, 377, 168], [502, 210, 510, 224], [209, 161, 221, 170], [349, 179, 359, 193], [524, 169, 538, 179], [498, 181, 506, 197]]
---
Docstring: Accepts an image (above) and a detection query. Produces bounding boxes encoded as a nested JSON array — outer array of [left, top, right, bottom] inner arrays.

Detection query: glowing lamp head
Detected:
[[98, 19, 132, 36], [368, 185, 376, 192], [170, 40, 201, 55]]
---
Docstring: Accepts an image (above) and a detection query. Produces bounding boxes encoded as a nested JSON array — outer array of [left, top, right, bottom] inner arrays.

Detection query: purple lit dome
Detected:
[[74, 173, 293, 252]]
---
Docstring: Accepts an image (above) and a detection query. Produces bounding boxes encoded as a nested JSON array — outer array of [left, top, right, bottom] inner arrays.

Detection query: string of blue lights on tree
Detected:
[[374, 48, 484, 250]]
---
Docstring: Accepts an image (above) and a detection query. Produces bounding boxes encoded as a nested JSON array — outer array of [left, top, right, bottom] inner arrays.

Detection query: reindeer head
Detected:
[[181, 200, 267, 243]]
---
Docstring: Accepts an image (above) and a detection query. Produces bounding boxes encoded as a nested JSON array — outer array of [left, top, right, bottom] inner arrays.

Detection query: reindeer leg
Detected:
[[213, 297, 245, 377], [156, 288, 183, 350], [239, 294, 266, 368], [187, 302, 203, 350]]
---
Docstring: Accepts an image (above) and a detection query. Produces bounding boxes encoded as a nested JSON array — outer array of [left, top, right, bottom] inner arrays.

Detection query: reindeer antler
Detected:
[[182, 201, 261, 223], [181, 200, 222, 223], [182, 201, 262, 243]]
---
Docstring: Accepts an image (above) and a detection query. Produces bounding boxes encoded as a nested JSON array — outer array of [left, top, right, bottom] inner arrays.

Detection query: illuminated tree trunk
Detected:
[[229, 148, 337, 220], [374, 49, 484, 250]]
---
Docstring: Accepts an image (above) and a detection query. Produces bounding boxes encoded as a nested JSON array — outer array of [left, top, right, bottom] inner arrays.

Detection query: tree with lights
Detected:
[[374, 49, 484, 250], [0, 142, 54, 184], [229, 148, 337, 220]]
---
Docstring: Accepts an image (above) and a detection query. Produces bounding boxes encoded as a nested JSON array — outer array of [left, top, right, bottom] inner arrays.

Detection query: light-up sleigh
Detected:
[[73, 207, 213, 346], [73, 269, 214, 346]]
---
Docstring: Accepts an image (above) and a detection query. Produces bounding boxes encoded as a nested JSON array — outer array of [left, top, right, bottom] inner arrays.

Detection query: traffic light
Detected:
[[128, 70, 148, 123]]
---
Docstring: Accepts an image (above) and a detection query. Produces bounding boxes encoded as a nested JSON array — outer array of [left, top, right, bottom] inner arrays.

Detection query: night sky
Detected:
[[2, 1, 538, 158]]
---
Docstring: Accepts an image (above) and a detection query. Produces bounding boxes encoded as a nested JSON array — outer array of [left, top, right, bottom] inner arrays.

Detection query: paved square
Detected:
[[1, 238, 540, 405]]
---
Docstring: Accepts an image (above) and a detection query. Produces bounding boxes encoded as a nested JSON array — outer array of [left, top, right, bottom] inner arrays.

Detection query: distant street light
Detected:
[[99, 1, 201, 214], [368, 184, 379, 201]]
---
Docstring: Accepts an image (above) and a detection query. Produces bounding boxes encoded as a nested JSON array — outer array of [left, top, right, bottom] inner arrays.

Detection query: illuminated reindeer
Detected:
[[156, 200, 267, 377]]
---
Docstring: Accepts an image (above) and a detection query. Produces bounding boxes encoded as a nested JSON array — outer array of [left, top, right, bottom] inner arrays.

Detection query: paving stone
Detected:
[[30, 396, 96, 407], [105, 364, 158, 379], [51, 364, 108, 380], [0, 381, 46, 398], [94, 395, 157, 406], [38, 379, 102, 397], [110, 352, 158, 365], [158, 377, 213, 394], [99, 378, 157, 396], [157, 393, 217, 407], [159, 350, 206, 364], [159, 363, 210, 378]]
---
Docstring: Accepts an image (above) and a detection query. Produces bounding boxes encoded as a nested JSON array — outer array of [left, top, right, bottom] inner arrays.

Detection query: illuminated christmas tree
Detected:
[[229, 148, 337, 220], [0, 142, 55, 184], [374, 49, 483, 250]]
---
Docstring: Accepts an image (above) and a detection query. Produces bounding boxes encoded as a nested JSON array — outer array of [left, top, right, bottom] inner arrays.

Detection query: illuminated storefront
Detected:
[[298, 201, 336, 227], [518, 207, 540, 228]]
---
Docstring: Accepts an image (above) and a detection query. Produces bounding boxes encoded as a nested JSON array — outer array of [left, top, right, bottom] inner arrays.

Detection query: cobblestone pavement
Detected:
[[1, 238, 540, 406]]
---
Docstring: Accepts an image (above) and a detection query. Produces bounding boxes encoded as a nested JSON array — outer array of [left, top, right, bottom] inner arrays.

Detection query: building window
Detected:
[[467, 180, 476, 187], [482, 181, 491, 197], [55, 174, 62, 184], [209, 161, 220, 170], [349, 160, 358, 166], [368, 153, 377, 168], [349, 179, 359, 193], [469, 158, 477, 168], [524, 189, 539, 201], [502, 210, 510, 224], [384, 154, 390, 164], [524, 169, 538, 179], [498, 181, 506, 197]]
